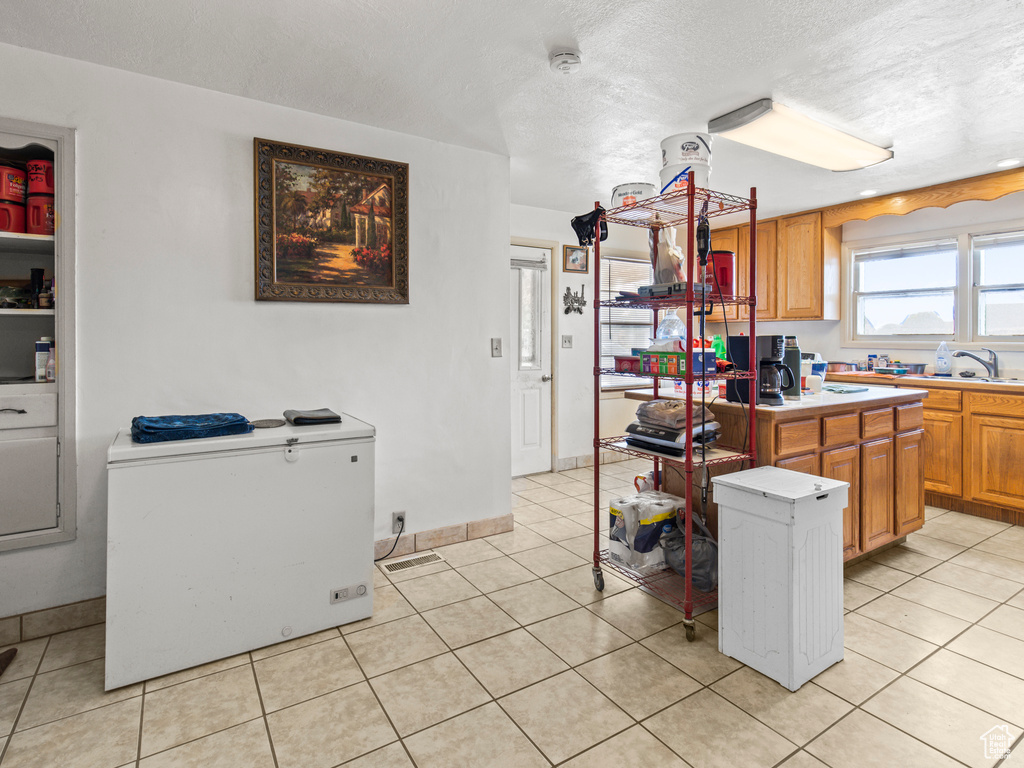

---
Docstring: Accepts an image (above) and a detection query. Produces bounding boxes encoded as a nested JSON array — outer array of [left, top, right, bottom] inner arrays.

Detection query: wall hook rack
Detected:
[[564, 285, 587, 314]]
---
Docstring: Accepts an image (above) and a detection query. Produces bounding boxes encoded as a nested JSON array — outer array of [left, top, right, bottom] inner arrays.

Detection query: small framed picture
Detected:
[[563, 244, 589, 274]]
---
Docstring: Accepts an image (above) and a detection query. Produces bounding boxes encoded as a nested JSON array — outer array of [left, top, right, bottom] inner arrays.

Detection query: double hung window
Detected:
[[849, 226, 1024, 343]]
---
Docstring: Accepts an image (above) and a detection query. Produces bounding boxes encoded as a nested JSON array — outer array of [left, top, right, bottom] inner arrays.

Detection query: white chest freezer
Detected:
[[712, 466, 849, 691], [105, 417, 375, 690]]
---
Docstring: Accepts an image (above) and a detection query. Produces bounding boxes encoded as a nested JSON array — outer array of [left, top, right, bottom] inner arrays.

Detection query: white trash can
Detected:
[[712, 466, 849, 691]]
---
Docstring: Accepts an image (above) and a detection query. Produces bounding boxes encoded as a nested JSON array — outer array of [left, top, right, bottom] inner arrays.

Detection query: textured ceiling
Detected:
[[3, 0, 1023, 217]]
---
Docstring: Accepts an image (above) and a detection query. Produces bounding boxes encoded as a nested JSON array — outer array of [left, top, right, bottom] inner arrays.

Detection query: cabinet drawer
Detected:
[[920, 388, 961, 411], [0, 393, 57, 430], [861, 407, 894, 439], [822, 413, 859, 447], [775, 419, 819, 457], [896, 403, 925, 432], [776, 453, 819, 475], [967, 391, 1024, 418]]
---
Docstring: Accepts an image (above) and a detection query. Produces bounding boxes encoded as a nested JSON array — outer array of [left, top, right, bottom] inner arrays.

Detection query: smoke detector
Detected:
[[549, 51, 581, 75]]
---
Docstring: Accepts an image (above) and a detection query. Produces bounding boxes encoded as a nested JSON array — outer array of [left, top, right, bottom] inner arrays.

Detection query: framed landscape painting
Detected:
[[254, 138, 409, 303]]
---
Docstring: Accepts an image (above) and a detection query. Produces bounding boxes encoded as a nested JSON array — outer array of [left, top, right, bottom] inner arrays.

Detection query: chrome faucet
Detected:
[[953, 348, 999, 378]]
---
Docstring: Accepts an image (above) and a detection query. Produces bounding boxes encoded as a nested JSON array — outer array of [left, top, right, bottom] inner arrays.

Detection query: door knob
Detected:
[[541, 374, 553, 382]]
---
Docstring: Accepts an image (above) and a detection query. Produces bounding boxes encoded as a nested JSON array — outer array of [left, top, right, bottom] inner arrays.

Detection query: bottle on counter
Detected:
[[45, 341, 56, 383], [783, 336, 802, 400], [935, 341, 952, 376]]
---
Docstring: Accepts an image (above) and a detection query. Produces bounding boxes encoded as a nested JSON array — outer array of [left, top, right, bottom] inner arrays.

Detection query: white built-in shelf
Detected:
[[0, 380, 56, 394], [0, 232, 55, 256], [0, 308, 54, 316]]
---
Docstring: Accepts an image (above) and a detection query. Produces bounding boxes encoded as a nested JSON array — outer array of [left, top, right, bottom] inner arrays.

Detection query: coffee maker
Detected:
[[726, 335, 796, 406]]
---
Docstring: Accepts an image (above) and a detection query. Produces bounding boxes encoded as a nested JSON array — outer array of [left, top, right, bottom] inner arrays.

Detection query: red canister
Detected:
[[0, 166, 26, 203], [708, 250, 736, 298], [26, 159, 54, 195], [0, 201, 26, 233], [26, 194, 54, 235]]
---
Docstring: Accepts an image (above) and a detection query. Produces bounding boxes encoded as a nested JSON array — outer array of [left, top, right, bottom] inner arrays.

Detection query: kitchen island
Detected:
[[624, 384, 928, 562]]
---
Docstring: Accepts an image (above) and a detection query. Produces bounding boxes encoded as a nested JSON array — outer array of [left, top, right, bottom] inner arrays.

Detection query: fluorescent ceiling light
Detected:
[[708, 99, 893, 172], [996, 158, 1021, 168], [859, 189, 878, 196]]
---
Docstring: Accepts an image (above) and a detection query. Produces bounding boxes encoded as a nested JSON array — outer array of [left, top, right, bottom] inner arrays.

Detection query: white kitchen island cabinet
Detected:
[[105, 417, 375, 690]]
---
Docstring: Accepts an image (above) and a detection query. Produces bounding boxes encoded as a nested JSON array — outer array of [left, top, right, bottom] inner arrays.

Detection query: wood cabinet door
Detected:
[[707, 227, 739, 322], [777, 212, 823, 319], [860, 437, 894, 550], [894, 430, 925, 536], [923, 410, 963, 497], [822, 445, 860, 560], [966, 414, 1024, 510], [737, 221, 777, 321]]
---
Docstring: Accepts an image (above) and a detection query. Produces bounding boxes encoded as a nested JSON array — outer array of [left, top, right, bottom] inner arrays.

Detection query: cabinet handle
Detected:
[[0, 408, 28, 414]]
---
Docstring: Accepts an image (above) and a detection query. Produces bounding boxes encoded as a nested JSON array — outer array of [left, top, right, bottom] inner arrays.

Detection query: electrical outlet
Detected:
[[393, 512, 406, 534], [562, 335, 573, 349], [491, 337, 502, 357]]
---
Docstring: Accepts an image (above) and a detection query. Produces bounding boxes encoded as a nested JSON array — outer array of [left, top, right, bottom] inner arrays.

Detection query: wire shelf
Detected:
[[603, 187, 754, 228], [598, 368, 757, 381], [599, 293, 755, 310], [600, 551, 719, 611], [600, 438, 754, 467]]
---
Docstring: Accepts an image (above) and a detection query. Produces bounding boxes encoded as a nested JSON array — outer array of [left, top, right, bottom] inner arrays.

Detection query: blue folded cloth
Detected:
[[130, 413, 253, 443]]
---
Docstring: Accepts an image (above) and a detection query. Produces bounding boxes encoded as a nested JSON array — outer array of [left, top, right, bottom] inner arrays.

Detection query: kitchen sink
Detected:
[[898, 375, 1022, 384]]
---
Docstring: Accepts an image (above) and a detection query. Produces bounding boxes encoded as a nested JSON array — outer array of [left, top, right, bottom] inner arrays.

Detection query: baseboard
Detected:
[[554, 451, 633, 472], [0, 595, 106, 646], [373, 512, 515, 560], [925, 493, 1024, 527]]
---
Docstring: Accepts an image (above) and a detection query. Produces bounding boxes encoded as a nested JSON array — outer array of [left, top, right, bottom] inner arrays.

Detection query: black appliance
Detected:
[[726, 335, 795, 406]]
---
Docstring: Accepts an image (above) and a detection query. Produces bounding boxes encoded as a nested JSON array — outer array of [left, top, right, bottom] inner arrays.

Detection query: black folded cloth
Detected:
[[284, 408, 341, 426]]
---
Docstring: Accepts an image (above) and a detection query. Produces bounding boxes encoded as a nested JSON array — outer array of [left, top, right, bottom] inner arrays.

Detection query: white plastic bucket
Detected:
[[661, 133, 713, 168], [659, 162, 710, 194], [611, 182, 656, 208]]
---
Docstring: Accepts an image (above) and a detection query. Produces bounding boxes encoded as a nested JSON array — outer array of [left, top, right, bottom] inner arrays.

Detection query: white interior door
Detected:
[[510, 245, 552, 477]]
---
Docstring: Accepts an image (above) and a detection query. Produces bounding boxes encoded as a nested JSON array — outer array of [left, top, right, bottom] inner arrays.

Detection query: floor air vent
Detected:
[[380, 552, 445, 574]]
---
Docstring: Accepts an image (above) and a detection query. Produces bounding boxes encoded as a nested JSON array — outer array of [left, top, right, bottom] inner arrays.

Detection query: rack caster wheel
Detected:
[[592, 567, 605, 592], [684, 621, 696, 642]]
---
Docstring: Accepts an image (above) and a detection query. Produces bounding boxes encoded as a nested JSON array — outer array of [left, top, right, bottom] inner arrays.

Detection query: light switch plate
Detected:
[[562, 335, 573, 349], [491, 338, 502, 357]]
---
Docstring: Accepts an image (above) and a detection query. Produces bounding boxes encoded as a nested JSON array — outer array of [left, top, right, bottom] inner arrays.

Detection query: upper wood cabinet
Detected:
[[776, 212, 840, 320], [710, 211, 838, 322], [738, 221, 777, 321]]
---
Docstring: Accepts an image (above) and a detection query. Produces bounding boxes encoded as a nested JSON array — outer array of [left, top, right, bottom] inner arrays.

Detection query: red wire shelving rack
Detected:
[[590, 175, 758, 641]]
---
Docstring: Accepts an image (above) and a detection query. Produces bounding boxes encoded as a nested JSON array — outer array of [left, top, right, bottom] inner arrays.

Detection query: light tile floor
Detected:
[[1, 460, 1023, 767]]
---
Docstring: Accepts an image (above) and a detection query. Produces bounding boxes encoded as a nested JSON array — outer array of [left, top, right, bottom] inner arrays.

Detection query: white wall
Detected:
[[0, 44, 512, 617], [511, 204, 649, 461], [756, 191, 1024, 376]]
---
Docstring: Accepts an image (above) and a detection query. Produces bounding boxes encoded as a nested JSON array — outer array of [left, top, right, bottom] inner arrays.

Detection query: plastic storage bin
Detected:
[[711, 466, 849, 691]]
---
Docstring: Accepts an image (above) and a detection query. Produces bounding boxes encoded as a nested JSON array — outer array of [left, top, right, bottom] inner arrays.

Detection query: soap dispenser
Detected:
[[935, 341, 952, 376]]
